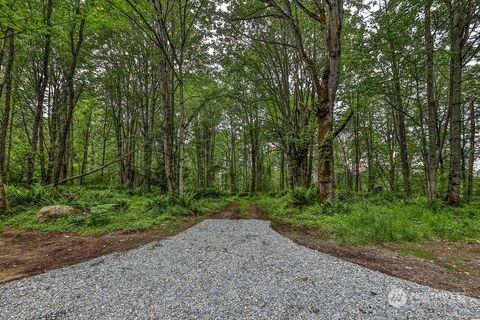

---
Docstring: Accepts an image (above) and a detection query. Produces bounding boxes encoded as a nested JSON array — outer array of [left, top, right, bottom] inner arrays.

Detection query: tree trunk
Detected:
[[390, 45, 411, 195], [113, 100, 125, 185], [250, 129, 258, 193], [178, 62, 186, 198], [39, 119, 47, 183], [0, 173, 6, 215], [447, 0, 465, 205], [26, 0, 53, 187], [5, 99, 15, 182], [53, 13, 86, 186], [0, 28, 14, 215], [467, 99, 475, 201], [160, 57, 175, 195], [0, 28, 14, 174], [425, 0, 438, 201], [229, 127, 237, 193], [80, 106, 93, 185], [354, 109, 361, 192], [275, 0, 343, 204]]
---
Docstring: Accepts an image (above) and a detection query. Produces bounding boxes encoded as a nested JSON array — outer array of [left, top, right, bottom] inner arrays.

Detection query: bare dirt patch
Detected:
[[0, 217, 201, 283], [248, 204, 267, 220], [271, 219, 480, 299], [209, 201, 267, 220], [211, 202, 241, 219]]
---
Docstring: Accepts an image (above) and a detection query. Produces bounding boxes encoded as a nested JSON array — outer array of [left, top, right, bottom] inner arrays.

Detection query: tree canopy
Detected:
[[0, 0, 479, 214]]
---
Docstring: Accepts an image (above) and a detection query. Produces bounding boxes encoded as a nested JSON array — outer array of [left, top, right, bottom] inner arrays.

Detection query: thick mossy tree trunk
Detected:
[[270, 0, 343, 204]]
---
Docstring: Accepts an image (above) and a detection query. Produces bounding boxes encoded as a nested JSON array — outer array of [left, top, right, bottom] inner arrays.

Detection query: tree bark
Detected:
[[26, 0, 53, 187], [447, 0, 466, 205], [80, 106, 93, 185], [425, 0, 439, 201], [53, 9, 86, 186], [467, 99, 475, 201], [0, 28, 14, 215], [389, 43, 411, 195], [354, 107, 361, 192], [276, 0, 343, 204], [0, 28, 14, 174], [178, 62, 186, 198], [161, 57, 175, 195]]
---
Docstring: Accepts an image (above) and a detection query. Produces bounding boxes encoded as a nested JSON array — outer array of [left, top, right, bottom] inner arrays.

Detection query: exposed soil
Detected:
[[271, 219, 480, 299], [211, 202, 241, 219], [211, 202, 267, 220], [0, 217, 201, 283]]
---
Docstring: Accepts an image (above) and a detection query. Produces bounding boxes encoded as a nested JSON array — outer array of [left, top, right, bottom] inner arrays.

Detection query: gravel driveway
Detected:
[[1, 219, 479, 319]]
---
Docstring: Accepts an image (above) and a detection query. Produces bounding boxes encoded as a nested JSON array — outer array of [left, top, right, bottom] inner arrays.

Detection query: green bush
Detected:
[[145, 195, 173, 211], [288, 187, 317, 206], [193, 188, 224, 199], [307, 200, 351, 216], [88, 205, 113, 226], [5, 185, 57, 208], [179, 191, 196, 210]]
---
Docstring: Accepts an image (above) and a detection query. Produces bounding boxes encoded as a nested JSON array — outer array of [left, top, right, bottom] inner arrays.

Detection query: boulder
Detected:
[[35, 205, 75, 224]]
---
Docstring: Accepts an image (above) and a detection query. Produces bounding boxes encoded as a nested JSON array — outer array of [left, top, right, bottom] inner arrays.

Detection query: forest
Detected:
[[0, 0, 479, 248], [0, 0, 480, 304]]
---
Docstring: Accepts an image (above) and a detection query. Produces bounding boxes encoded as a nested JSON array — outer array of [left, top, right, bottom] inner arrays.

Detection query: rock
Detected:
[[35, 205, 75, 224]]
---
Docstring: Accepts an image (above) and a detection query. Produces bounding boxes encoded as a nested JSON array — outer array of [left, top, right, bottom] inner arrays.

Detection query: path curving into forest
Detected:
[[1, 218, 479, 319]]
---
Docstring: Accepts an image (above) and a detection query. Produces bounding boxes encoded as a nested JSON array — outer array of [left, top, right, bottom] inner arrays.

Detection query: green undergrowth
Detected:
[[252, 190, 480, 245], [0, 185, 231, 235]]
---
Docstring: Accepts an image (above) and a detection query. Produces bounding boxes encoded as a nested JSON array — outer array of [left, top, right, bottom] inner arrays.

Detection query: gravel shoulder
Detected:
[[1, 219, 479, 319]]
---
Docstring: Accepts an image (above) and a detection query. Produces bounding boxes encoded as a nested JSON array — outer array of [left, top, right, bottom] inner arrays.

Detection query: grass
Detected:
[[396, 248, 436, 260], [0, 185, 231, 235], [443, 260, 472, 273], [238, 198, 252, 218], [252, 191, 480, 245]]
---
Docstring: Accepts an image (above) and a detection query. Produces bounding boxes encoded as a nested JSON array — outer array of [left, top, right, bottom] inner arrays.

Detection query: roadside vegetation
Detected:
[[0, 185, 230, 235], [253, 188, 480, 245], [1, 184, 479, 245]]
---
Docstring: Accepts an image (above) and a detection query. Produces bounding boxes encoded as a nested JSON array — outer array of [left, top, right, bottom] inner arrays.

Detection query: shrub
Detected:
[[336, 191, 355, 203], [88, 204, 113, 226], [288, 187, 317, 206], [193, 188, 224, 199], [178, 191, 196, 209], [5, 185, 57, 208], [145, 195, 173, 212]]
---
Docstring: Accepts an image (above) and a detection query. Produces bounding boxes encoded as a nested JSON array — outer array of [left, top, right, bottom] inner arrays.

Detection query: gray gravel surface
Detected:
[[1, 219, 479, 319]]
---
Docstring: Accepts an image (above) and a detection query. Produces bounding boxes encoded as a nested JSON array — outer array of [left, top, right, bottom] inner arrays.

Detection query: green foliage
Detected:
[[5, 185, 57, 209], [193, 188, 224, 199], [145, 195, 174, 211], [178, 192, 196, 210], [0, 186, 230, 235], [288, 187, 317, 206], [397, 248, 435, 260], [256, 194, 480, 245]]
